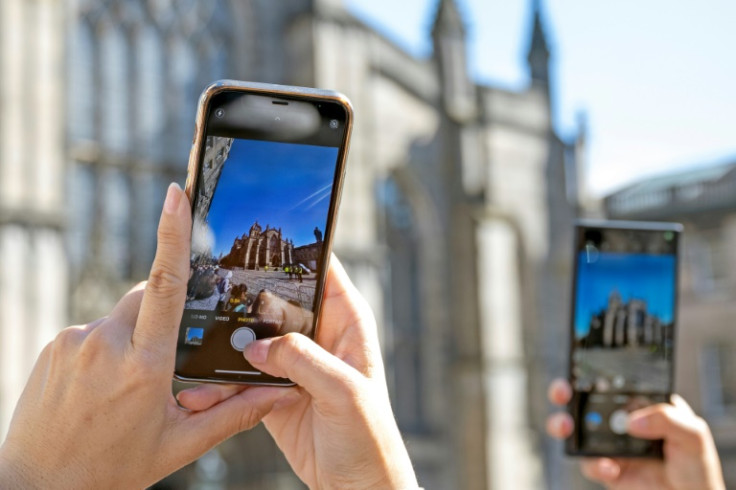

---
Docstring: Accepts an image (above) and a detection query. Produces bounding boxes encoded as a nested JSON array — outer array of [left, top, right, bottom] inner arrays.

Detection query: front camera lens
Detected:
[[329, 119, 339, 129], [214, 108, 225, 119]]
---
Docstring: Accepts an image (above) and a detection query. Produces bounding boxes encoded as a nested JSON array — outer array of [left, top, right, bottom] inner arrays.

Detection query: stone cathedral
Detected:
[[220, 222, 296, 270], [0, 0, 586, 489]]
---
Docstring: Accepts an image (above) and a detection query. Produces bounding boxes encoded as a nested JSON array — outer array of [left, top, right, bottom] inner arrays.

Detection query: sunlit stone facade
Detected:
[[0, 1, 585, 488]]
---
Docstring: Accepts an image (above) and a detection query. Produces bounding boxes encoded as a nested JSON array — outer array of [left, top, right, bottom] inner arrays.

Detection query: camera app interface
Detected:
[[177, 93, 346, 381], [570, 226, 677, 454]]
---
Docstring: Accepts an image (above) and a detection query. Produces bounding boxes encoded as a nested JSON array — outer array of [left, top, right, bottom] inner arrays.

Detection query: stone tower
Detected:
[[527, 0, 551, 92], [431, 0, 476, 122]]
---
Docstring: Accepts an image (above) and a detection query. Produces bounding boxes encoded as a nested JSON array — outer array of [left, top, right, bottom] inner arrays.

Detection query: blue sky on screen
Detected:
[[574, 252, 676, 338], [207, 139, 338, 257]]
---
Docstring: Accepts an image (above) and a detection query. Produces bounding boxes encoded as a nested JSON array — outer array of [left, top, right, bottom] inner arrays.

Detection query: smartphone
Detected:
[[566, 219, 681, 457], [174, 80, 353, 385]]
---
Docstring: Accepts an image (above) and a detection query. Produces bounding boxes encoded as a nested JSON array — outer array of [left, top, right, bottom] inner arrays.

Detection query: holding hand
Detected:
[[178, 256, 419, 489], [0, 182, 418, 489], [546, 379, 725, 490], [0, 184, 292, 489]]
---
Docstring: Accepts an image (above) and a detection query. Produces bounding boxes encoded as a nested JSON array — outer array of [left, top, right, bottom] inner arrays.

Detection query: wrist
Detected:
[[334, 415, 418, 490], [383, 445, 419, 489], [372, 415, 419, 489]]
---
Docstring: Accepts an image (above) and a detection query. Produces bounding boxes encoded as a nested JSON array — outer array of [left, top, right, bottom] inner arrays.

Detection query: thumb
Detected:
[[133, 183, 192, 359], [627, 396, 711, 449], [244, 333, 359, 400]]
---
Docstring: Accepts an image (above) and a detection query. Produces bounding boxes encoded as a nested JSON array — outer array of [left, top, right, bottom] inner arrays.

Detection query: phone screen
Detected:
[[567, 223, 679, 456], [175, 89, 349, 384]]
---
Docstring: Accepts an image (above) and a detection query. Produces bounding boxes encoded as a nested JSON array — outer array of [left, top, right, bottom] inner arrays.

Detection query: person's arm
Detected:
[[546, 379, 725, 490], [178, 256, 419, 489], [0, 184, 292, 489]]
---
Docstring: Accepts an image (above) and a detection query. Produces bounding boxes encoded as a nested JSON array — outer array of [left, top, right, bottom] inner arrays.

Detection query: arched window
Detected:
[[67, 0, 235, 317]]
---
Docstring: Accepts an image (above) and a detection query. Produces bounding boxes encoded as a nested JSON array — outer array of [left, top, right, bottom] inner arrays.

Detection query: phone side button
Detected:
[[231, 327, 256, 352]]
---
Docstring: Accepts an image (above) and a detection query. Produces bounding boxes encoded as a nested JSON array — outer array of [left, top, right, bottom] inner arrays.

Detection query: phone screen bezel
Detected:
[[174, 81, 353, 386], [565, 219, 682, 457]]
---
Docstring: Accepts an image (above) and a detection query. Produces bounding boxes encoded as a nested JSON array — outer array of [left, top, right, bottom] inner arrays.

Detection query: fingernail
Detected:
[[164, 182, 182, 214], [628, 414, 648, 431], [244, 338, 273, 364]]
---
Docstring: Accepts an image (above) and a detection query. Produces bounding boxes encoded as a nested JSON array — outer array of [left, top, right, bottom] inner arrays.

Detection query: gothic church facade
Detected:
[[0, 1, 584, 488]]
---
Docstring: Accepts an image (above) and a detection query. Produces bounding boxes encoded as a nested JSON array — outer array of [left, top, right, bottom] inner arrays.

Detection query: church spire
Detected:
[[431, 0, 475, 121], [527, 0, 550, 87], [431, 0, 466, 38]]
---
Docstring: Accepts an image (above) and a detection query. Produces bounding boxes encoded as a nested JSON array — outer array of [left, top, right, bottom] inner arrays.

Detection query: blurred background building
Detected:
[[0, 0, 733, 489]]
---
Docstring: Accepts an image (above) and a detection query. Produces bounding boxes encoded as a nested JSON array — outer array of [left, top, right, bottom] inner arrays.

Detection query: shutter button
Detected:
[[230, 327, 256, 352]]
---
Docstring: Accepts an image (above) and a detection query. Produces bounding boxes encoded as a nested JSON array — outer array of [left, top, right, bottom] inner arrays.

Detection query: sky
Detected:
[[345, 0, 736, 196], [207, 139, 337, 257], [574, 252, 676, 338]]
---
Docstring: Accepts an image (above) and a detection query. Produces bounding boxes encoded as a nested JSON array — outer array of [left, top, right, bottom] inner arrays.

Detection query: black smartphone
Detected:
[[174, 80, 353, 385], [566, 219, 682, 457]]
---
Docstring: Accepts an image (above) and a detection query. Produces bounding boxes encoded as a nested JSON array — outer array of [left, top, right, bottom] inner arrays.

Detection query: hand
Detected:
[[0, 184, 292, 489], [250, 289, 314, 336], [546, 379, 725, 490], [178, 256, 419, 489]]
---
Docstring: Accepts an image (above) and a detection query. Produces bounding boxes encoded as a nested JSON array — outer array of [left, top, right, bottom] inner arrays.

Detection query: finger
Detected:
[[133, 183, 191, 359], [323, 254, 354, 299], [103, 282, 146, 336], [244, 333, 360, 399], [627, 400, 710, 447], [177, 384, 247, 412], [322, 255, 368, 308], [177, 386, 297, 458], [29, 318, 109, 405], [53, 322, 100, 347], [21, 341, 56, 396], [251, 290, 313, 336], [546, 412, 574, 439], [671, 393, 696, 415], [43, 323, 101, 391], [548, 378, 572, 406], [62, 317, 107, 335], [84, 316, 109, 331], [45, 319, 106, 366], [580, 458, 621, 484], [317, 255, 382, 378]]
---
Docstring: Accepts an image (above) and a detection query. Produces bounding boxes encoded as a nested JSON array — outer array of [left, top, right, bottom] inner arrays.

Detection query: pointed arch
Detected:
[[379, 165, 448, 434]]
